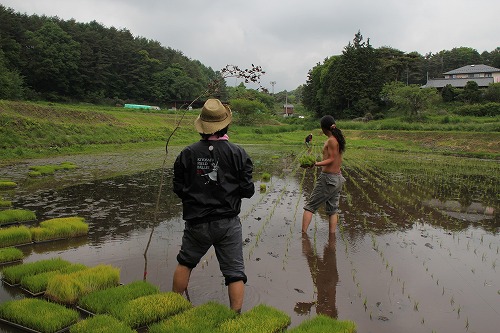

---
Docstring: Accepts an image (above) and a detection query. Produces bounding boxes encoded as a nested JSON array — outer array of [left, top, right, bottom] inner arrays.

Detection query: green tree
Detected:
[[483, 82, 500, 102], [230, 98, 268, 125], [381, 81, 440, 117], [441, 84, 457, 102], [458, 81, 482, 104], [0, 50, 24, 99]]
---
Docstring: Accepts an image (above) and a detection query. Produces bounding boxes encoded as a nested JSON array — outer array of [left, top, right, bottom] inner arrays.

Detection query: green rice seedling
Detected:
[[0, 247, 24, 264], [30, 216, 88, 242], [45, 264, 120, 304], [261, 172, 271, 182], [148, 301, 237, 333], [28, 162, 78, 177], [260, 184, 267, 192], [0, 209, 36, 226], [70, 314, 137, 333], [0, 225, 32, 248], [78, 280, 159, 314], [111, 292, 191, 328], [0, 196, 12, 208], [1, 257, 71, 285], [0, 298, 79, 333], [287, 314, 356, 333], [217, 304, 291, 333], [299, 155, 316, 168], [0, 181, 16, 189], [20, 263, 87, 295]]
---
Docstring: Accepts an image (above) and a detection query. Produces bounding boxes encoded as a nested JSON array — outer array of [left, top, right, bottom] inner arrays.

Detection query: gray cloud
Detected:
[[2, 0, 499, 91]]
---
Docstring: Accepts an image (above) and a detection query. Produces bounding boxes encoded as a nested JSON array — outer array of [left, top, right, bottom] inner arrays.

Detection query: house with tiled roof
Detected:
[[423, 64, 500, 89]]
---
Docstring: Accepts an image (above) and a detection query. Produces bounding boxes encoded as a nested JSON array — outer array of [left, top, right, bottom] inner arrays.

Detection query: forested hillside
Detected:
[[0, 5, 225, 104]]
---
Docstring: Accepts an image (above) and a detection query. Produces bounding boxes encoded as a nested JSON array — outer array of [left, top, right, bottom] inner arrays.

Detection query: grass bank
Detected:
[[1, 100, 499, 164]]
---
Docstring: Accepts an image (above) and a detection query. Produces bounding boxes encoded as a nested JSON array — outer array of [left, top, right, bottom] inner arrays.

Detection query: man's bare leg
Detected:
[[228, 280, 244, 313], [172, 264, 192, 294], [302, 210, 314, 233], [329, 213, 338, 234]]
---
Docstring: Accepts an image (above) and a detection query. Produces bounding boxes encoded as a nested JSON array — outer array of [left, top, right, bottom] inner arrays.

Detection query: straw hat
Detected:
[[194, 99, 232, 134]]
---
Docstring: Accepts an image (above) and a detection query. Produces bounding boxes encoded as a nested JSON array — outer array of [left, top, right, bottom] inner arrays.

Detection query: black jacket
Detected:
[[173, 139, 254, 222]]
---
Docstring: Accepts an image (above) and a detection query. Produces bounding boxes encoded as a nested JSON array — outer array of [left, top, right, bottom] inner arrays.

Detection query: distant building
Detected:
[[423, 64, 500, 89], [283, 104, 294, 116]]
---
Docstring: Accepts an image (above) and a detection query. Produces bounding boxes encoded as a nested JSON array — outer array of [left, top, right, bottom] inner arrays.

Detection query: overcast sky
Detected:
[[3, 0, 499, 91]]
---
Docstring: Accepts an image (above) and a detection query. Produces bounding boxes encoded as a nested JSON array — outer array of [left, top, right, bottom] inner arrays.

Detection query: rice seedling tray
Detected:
[[0, 259, 23, 265], [0, 318, 71, 333], [1, 278, 20, 287]]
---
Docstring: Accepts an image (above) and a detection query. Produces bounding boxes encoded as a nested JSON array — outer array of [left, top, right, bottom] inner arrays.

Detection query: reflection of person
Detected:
[[302, 115, 346, 234], [305, 133, 313, 147], [172, 98, 255, 313], [296, 232, 338, 318]]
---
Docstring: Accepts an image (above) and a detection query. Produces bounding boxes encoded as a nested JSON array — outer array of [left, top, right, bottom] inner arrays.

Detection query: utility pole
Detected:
[[270, 81, 276, 94]]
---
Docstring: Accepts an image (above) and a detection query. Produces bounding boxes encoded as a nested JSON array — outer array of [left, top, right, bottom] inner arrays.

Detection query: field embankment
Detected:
[[1, 100, 499, 164]]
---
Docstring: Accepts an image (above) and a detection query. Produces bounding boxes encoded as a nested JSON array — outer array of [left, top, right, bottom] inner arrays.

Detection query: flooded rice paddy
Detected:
[[0, 145, 499, 333]]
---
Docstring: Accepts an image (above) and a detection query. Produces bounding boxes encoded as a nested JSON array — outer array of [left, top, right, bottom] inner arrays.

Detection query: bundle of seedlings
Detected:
[[20, 263, 87, 296], [69, 314, 137, 333], [299, 155, 317, 168], [0, 180, 16, 189], [77, 280, 159, 315], [0, 196, 12, 208], [0, 247, 24, 264], [0, 209, 36, 226], [287, 314, 356, 333], [30, 216, 89, 242], [45, 264, 120, 304], [0, 225, 32, 248], [217, 304, 291, 333], [1, 257, 72, 285], [0, 298, 79, 333], [110, 292, 191, 328], [148, 301, 237, 333], [28, 162, 78, 177]]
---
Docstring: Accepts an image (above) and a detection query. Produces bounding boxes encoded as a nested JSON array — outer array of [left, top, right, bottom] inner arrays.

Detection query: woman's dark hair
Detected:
[[320, 115, 346, 153], [200, 126, 228, 140]]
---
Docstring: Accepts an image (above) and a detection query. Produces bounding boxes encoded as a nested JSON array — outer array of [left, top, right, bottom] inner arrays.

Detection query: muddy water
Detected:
[[0, 146, 499, 333]]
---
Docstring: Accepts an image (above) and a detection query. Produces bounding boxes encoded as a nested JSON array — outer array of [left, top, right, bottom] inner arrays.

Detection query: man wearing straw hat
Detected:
[[172, 98, 255, 313]]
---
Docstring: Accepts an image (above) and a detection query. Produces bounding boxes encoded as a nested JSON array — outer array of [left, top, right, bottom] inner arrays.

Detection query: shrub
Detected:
[[111, 292, 191, 328], [1, 257, 71, 285], [0, 225, 32, 248], [0, 298, 79, 333], [77, 280, 159, 314], [453, 102, 500, 116], [0, 209, 36, 226], [45, 264, 120, 304], [217, 304, 291, 333], [20, 263, 87, 295], [149, 301, 237, 333], [287, 314, 356, 332], [30, 216, 88, 242], [70, 314, 137, 333], [0, 247, 24, 264]]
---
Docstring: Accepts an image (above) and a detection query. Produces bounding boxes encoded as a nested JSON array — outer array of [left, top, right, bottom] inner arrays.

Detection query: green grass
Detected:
[[217, 304, 291, 333], [77, 280, 159, 314], [45, 264, 120, 304], [0, 181, 16, 189], [0, 209, 36, 225], [287, 314, 356, 332], [20, 263, 87, 295], [1, 257, 71, 285], [28, 162, 78, 177], [0, 225, 32, 248], [149, 301, 237, 333], [0, 298, 79, 333], [110, 292, 192, 328], [0, 247, 24, 263], [70, 314, 137, 333], [30, 216, 88, 242]]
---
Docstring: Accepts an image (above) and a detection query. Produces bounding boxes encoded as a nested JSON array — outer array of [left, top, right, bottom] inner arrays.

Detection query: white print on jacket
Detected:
[[196, 146, 219, 184]]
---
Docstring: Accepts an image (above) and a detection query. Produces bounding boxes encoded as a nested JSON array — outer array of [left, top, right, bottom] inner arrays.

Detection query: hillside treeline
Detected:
[[0, 5, 226, 104], [302, 31, 500, 119]]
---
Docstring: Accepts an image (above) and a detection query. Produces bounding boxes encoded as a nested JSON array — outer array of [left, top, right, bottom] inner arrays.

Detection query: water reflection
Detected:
[[295, 232, 338, 318]]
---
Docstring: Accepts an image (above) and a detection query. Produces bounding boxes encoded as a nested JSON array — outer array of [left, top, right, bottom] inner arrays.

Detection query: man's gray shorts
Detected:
[[177, 216, 247, 285], [304, 172, 345, 215]]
